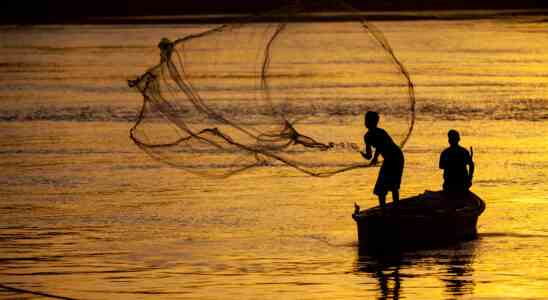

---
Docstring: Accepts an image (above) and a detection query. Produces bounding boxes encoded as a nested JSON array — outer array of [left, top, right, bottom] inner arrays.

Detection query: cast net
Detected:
[[128, 1, 415, 177]]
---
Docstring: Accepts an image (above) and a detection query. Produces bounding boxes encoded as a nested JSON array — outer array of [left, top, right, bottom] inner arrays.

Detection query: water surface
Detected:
[[1, 17, 548, 299]]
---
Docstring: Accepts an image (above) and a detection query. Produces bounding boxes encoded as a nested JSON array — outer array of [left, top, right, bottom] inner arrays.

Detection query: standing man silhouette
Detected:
[[361, 111, 404, 211]]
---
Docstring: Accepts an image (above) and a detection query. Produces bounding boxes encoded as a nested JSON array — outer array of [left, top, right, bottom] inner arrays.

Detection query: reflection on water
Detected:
[[355, 250, 403, 300], [354, 241, 478, 299], [441, 251, 475, 297]]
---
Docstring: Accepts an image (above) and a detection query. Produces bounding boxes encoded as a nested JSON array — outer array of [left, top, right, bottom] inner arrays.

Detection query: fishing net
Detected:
[[128, 1, 415, 177]]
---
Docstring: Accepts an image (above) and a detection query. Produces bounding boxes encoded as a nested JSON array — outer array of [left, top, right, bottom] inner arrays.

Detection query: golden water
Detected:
[[1, 17, 548, 299]]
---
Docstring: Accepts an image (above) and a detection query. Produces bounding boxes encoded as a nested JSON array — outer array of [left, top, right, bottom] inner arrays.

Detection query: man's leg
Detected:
[[392, 189, 399, 208], [378, 194, 387, 211]]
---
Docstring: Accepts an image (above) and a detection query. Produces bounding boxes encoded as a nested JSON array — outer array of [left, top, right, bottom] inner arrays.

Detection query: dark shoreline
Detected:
[[3, 9, 547, 25]]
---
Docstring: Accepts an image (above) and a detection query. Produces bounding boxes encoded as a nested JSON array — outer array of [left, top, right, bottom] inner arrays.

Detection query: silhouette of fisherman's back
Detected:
[[439, 130, 474, 194]]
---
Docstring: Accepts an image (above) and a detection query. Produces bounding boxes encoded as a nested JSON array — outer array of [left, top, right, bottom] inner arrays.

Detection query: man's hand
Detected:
[[361, 151, 372, 160], [360, 151, 372, 160]]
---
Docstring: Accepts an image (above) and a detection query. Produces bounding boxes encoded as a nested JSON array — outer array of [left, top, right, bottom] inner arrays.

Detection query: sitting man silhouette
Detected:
[[439, 129, 474, 194], [360, 111, 404, 211]]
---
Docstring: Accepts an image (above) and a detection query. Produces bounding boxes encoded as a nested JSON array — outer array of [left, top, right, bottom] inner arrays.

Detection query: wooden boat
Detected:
[[352, 190, 486, 249]]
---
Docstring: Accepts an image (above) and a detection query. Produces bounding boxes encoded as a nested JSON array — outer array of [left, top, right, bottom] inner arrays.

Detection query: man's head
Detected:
[[365, 111, 379, 129], [448, 129, 460, 146]]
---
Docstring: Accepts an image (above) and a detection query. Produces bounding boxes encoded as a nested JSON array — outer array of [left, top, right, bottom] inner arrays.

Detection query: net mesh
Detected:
[[129, 1, 415, 177]]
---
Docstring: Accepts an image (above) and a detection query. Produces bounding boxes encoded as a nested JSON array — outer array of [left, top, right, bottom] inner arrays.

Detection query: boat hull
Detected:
[[353, 191, 485, 248]]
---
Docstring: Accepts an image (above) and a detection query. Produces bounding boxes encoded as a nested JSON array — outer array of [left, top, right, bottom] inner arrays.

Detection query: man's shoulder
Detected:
[[456, 145, 470, 155], [443, 145, 470, 156], [372, 128, 389, 137], [365, 128, 386, 137], [441, 146, 451, 155], [454, 146, 471, 159]]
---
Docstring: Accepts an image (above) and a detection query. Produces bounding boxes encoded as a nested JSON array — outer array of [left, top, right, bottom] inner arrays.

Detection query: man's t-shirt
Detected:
[[439, 145, 472, 188], [364, 128, 400, 159]]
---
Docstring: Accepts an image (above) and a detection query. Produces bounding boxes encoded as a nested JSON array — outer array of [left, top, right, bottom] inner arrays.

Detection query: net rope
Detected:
[[129, 1, 415, 177]]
